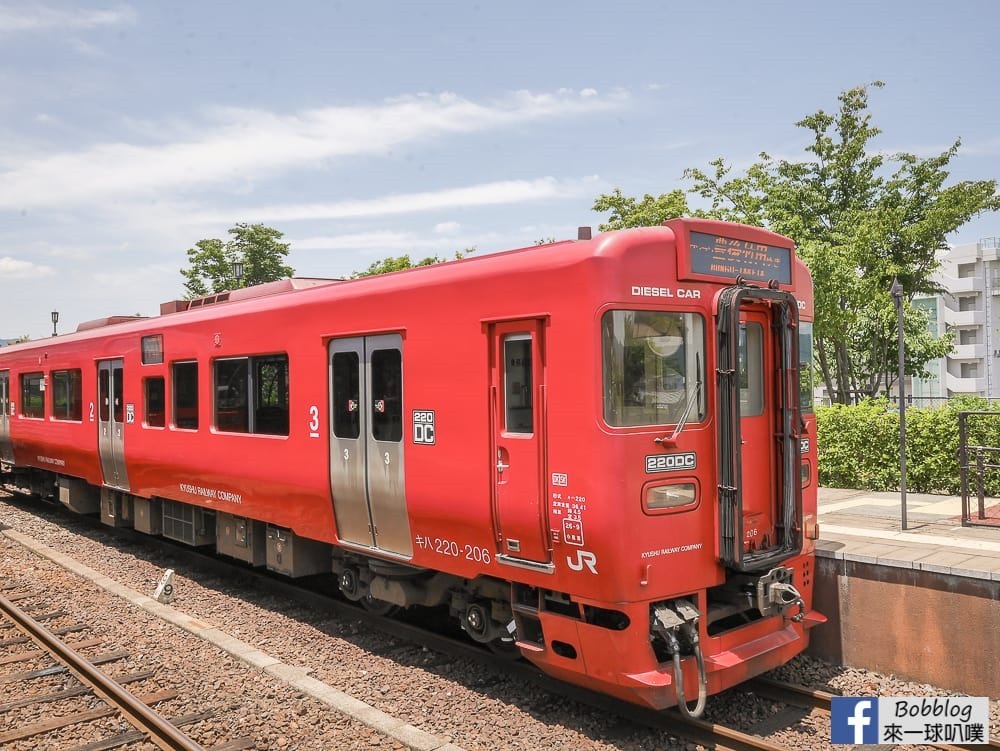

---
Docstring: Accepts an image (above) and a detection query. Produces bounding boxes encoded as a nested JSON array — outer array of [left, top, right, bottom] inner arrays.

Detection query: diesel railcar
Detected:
[[0, 218, 824, 716]]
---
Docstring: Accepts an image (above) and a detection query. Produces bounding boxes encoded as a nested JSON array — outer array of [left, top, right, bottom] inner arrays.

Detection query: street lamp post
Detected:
[[231, 260, 244, 289], [51, 310, 59, 337], [890, 277, 908, 530]]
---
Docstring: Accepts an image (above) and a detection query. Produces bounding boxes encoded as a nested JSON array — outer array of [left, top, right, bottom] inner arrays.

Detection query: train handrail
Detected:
[[716, 281, 803, 573]]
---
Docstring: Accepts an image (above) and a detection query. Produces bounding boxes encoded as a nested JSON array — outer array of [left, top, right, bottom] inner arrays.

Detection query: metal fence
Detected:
[[957, 410, 1000, 528]]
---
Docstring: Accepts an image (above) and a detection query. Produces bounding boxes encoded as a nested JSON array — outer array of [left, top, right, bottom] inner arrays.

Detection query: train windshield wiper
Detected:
[[657, 354, 702, 447]]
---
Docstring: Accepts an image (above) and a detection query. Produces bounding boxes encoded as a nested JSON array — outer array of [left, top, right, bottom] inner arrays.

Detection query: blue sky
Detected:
[[1, 1, 998, 338]]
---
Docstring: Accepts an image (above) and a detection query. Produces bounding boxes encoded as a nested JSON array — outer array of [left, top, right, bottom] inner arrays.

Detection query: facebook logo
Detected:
[[831, 697, 879, 744]]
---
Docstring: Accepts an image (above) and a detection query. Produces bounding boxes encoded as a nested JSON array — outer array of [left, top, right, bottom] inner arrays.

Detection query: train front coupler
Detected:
[[651, 598, 707, 718], [756, 566, 806, 623]]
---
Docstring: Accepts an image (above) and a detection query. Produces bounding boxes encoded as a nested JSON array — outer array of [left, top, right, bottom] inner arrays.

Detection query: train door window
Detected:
[[172, 361, 199, 429], [602, 311, 705, 427], [370, 349, 402, 442], [145, 377, 165, 428], [21, 372, 45, 419], [112, 365, 124, 423], [332, 352, 361, 439], [99, 368, 110, 421], [798, 321, 814, 412], [254, 355, 289, 435], [738, 323, 764, 416], [215, 358, 250, 433], [52, 369, 82, 421], [503, 335, 533, 434]]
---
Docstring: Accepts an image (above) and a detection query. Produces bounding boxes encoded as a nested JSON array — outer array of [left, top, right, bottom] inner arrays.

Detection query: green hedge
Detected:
[[816, 397, 1000, 494]]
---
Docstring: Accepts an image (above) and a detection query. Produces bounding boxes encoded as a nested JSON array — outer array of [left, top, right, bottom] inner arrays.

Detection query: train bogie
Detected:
[[0, 218, 823, 716]]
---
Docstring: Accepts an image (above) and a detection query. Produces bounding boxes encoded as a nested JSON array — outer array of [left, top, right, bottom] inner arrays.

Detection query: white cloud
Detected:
[[69, 37, 105, 56], [0, 5, 137, 33], [0, 90, 624, 211], [434, 221, 461, 234], [209, 176, 602, 224], [0, 256, 55, 278]]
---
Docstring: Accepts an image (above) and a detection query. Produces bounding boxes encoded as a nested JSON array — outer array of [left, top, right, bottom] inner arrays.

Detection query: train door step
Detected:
[[511, 583, 545, 649]]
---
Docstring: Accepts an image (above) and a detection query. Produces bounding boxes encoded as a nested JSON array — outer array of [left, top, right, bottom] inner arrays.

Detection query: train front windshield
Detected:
[[602, 311, 705, 427]]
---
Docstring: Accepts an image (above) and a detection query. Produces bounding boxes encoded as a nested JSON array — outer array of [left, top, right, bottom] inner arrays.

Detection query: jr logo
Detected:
[[566, 550, 598, 574]]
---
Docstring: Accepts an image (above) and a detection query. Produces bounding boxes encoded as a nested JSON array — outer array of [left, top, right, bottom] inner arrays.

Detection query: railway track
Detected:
[[745, 676, 1000, 751], [3, 492, 997, 751], [0, 585, 253, 751]]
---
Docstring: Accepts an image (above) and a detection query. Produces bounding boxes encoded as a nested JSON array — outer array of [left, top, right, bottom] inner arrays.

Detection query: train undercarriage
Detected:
[[2, 463, 820, 716]]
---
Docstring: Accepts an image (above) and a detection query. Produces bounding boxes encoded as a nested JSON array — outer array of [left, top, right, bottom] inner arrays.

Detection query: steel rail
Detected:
[[0, 591, 206, 751], [747, 677, 1000, 751], [5, 494, 994, 751]]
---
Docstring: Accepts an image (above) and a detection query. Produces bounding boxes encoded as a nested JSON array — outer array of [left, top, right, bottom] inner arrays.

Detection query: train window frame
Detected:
[[20, 372, 45, 419], [142, 334, 164, 365], [51, 369, 83, 422], [144, 376, 166, 428], [212, 353, 289, 437], [602, 310, 706, 428], [172, 360, 199, 430]]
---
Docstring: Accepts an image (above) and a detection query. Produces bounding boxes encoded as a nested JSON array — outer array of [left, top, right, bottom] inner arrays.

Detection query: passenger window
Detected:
[[21, 372, 45, 419], [215, 358, 250, 433], [213, 354, 289, 435], [254, 355, 289, 435], [51, 369, 82, 421], [739, 323, 764, 416], [798, 321, 814, 413], [173, 361, 199, 429], [332, 352, 361, 439], [142, 334, 164, 364], [370, 349, 402, 442], [145, 377, 165, 427], [504, 335, 533, 434]]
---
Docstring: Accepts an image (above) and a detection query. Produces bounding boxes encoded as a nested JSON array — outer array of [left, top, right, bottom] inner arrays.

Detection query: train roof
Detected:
[[1, 220, 804, 353]]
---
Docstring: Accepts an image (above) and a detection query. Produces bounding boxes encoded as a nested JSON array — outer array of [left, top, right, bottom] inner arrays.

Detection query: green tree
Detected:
[[592, 188, 692, 231], [181, 223, 294, 298], [594, 83, 999, 403], [350, 248, 475, 278]]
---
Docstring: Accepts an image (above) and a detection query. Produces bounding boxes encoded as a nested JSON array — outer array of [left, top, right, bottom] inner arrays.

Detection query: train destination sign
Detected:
[[688, 231, 792, 284]]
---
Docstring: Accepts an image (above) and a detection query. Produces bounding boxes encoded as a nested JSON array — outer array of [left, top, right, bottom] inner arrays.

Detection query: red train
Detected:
[[0, 218, 824, 716]]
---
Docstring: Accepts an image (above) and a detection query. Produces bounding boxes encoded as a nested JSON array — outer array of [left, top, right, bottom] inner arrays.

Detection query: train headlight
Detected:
[[644, 482, 697, 513]]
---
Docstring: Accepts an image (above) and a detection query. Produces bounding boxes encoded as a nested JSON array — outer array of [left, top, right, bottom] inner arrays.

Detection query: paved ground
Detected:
[[815, 487, 1000, 580]]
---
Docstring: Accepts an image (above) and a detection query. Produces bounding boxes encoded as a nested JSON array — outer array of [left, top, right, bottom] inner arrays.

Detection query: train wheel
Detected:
[[487, 638, 521, 660], [360, 594, 399, 616]]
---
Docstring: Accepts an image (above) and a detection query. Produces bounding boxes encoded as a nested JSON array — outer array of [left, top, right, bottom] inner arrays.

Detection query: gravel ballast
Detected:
[[1, 490, 995, 750]]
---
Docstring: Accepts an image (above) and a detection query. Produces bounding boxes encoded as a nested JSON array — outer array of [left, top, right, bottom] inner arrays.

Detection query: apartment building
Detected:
[[913, 237, 1000, 402]]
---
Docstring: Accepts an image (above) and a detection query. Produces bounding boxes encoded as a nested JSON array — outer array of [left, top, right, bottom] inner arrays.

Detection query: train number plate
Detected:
[[645, 452, 697, 473]]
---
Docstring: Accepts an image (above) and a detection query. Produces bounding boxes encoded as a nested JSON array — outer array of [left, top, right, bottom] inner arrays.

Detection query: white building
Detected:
[[913, 237, 1000, 403]]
